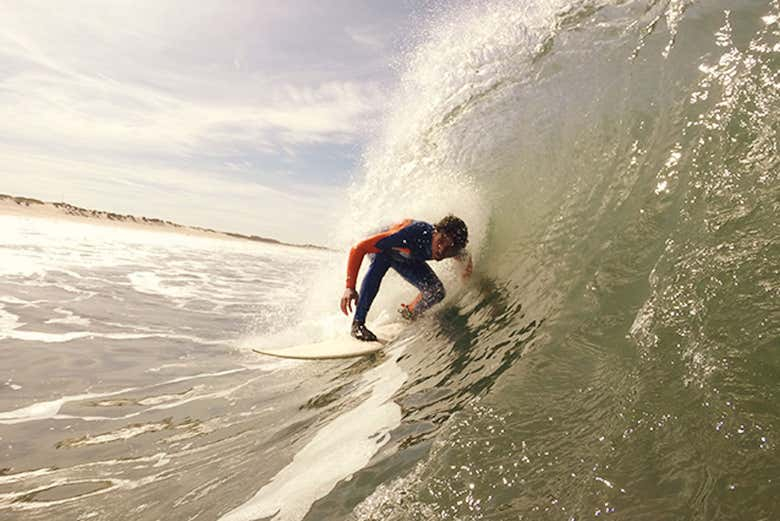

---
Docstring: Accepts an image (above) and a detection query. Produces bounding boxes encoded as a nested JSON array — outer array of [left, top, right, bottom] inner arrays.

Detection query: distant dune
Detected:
[[0, 194, 330, 251]]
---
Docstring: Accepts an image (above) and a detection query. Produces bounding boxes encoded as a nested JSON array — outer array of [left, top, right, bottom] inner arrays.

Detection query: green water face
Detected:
[[342, 0, 779, 519]]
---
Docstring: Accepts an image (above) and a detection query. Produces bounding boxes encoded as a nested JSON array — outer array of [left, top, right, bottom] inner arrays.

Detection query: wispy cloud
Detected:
[[0, 68, 385, 155]]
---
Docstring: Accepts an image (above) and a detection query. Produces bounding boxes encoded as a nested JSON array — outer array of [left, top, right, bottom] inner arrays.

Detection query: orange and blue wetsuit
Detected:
[[347, 219, 445, 324]]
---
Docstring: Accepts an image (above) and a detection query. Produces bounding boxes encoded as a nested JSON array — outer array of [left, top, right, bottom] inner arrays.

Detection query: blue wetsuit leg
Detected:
[[391, 259, 445, 315], [354, 253, 391, 323]]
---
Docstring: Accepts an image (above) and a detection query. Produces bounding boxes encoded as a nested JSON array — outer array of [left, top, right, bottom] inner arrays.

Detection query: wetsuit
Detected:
[[346, 219, 445, 324]]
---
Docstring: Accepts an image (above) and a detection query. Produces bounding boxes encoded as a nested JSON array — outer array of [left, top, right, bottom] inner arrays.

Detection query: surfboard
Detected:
[[252, 323, 404, 360]]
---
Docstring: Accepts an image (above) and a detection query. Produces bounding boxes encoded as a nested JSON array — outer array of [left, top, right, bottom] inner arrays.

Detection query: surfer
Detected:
[[340, 215, 472, 341]]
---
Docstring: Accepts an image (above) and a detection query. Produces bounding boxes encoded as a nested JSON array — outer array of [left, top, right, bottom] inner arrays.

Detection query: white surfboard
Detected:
[[252, 323, 404, 360]]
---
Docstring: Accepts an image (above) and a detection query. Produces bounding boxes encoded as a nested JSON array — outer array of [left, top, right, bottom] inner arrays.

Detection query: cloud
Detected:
[[0, 0, 414, 242], [345, 25, 389, 50], [0, 4, 391, 157], [0, 62, 385, 152]]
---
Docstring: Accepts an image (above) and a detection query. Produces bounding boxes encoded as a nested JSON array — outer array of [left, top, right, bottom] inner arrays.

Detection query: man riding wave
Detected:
[[340, 215, 472, 341]]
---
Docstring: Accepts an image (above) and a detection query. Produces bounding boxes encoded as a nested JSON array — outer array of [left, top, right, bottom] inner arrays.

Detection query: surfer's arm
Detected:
[[341, 220, 417, 317], [344, 219, 415, 290], [341, 232, 396, 316], [345, 237, 381, 290]]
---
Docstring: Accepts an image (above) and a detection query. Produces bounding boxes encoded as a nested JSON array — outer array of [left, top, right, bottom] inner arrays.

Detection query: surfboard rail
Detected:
[[251, 323, 403, 360]]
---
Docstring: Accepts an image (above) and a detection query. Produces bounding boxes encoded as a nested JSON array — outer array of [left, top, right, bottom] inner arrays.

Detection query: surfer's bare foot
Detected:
[[351, 322, 377, 342]]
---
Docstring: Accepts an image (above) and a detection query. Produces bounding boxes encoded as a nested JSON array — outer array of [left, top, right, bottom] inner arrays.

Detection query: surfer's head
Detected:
[[432, 214, 468, 260]]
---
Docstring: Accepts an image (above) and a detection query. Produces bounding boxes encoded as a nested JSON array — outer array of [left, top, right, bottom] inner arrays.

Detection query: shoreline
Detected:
[[0, 194, 331, 251]]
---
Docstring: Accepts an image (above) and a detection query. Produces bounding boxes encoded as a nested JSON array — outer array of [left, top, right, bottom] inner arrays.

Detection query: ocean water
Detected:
[[2, 0, 779, 520]]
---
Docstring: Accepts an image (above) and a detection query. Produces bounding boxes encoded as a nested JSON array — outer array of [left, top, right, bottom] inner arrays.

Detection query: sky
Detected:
[[0, 0, 424, 244]]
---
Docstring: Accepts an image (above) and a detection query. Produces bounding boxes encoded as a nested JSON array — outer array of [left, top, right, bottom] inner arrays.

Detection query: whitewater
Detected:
[[1, 0, 778, 520]]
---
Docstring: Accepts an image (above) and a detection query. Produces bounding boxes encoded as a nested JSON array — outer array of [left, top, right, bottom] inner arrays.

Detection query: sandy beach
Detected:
[[0, 194, 327, 250]]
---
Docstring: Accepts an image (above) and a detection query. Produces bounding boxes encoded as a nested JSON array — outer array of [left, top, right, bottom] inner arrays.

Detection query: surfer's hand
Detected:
[[340, 288, 358, 315]]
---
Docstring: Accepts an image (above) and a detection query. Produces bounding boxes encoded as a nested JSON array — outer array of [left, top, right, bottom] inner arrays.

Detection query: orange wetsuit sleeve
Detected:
[[345, 219, 412, 289]]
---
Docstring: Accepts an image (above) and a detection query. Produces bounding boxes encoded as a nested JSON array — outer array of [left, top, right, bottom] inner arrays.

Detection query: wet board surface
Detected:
[[252, 323, 404, 360]]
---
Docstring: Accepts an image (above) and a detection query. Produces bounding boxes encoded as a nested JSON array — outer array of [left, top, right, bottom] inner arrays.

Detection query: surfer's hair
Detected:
[[435, 214, 468, 252]]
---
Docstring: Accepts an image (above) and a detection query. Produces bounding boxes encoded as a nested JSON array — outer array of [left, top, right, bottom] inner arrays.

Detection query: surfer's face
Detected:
[[432, 231, 455, 260]]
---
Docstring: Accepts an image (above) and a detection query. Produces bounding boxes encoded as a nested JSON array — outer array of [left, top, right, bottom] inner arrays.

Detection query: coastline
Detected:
[[0, 194, 330, 251]]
